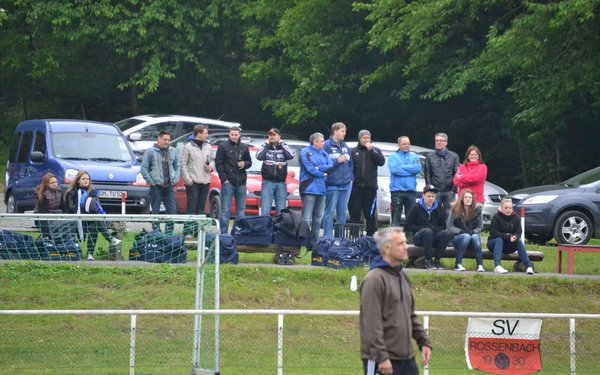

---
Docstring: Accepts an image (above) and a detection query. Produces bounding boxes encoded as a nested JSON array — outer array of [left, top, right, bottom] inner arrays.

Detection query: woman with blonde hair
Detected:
[[446, 189, 484, 272]]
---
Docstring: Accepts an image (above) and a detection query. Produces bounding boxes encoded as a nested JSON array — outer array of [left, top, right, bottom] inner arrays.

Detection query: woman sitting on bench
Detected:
[[446, 189, 484, 272], [487, 198, 534, 275]]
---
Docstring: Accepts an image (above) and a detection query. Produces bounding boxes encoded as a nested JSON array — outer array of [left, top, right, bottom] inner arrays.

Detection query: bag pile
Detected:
[[311, 236, 379, 269]]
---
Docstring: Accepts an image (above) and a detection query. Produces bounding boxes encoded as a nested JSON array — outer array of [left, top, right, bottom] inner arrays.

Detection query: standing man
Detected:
[[424, 133, 460, 215], [215, 127, 252, 234], [349, 130, 385, 236], [323, 122, 353, 238], [360, 227, 432, 375], [180, 125, 214, 238], [255, 127, 296, 215], [141, 130, 180, 234], [388, 136, 421, 227]]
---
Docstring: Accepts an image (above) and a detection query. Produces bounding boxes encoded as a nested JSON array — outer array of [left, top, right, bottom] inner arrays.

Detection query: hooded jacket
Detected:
[[323, 137, 353, 190], [453, 161, 487, 203], [424, 149, 460, 192], [360, 257, 431, 363], [215, 139, 252, 186], [180, 137, 214, 185], [141, 144, 181, 186], [255, 141, 295, 182], [299, 145, 334, 196], [488, 209, 522, 251], [446, 204, 483, 235], [405, 198, 447, 233], [351, 143, 385, 190], [388, 150, 421, 192]]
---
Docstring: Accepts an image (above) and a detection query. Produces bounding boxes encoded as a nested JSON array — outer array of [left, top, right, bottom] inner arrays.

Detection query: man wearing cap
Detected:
[[349, 130, 385, 236], [405, 185, 452, 270], [388, 136, 421, 227], [256, 128, 296, 215], [424, 132, 460, 215]]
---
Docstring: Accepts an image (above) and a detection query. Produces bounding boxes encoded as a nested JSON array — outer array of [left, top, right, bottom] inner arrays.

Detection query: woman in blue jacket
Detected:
[[299, 133, 334, 247]]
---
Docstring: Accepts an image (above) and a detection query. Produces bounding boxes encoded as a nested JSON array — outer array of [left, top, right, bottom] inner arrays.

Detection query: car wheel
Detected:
[[210, 195, 221, 220], [525, 233, 552, 246], [553, 210, 592, 245], [6, 193, 21, 214]]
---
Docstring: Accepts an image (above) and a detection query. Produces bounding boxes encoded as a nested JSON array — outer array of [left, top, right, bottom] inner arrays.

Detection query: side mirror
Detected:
[[31, 151, 45, 163], [129, 132, 142, 141]]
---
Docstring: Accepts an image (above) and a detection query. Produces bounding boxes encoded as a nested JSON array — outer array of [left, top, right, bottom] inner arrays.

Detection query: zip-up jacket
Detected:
[[446, 204, 483, 235], [180, 137, 214, 186], [141, 144, 180, 186], [255, 141, 295, 182], [488, 210, 522, 251], [299, 145, 334, 196], [405, 198, 446, 233], [454, 161, 487, 203], [323, 137, 353, 191], [424, 149, 460, 192], [388, 150, 421, 192], [351, 144, 385, 190], [215, 139, 252, 186], [360, 257, 431, 363]]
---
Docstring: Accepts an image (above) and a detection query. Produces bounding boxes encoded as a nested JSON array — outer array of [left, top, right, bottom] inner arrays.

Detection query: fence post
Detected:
[[277, 314, 284, 375], [423, 315, 429, 375], [569, 318, 576, 375], [129, 314, 137, 375]]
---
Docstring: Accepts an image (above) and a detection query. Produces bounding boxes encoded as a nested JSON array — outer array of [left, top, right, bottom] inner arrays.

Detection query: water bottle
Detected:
[[350, 275, 358, 292]]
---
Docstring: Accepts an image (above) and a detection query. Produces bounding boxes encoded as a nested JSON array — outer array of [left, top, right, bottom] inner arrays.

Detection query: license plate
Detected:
[[99, 190, 127, 199]]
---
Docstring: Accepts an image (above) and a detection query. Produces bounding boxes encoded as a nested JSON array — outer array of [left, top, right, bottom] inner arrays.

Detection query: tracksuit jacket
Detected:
[[255, 141, 296, 182], [299, 145, 334, 196], [141, 144, 181, 186], [360, 257, 431, 364], [388, 150, 421, 192], [424, 149, 460, 192], [215, 139, 252, 186], [351, 144, 385, 190], [323, 137, 353, 191]]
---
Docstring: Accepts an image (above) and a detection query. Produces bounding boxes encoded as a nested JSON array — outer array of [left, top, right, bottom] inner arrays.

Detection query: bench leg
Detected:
[[567, 250, 574, 275], [557, 249, 562, 274]]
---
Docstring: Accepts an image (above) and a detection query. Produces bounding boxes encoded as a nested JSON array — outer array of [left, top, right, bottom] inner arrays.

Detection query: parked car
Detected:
[[170, 133, 301, 219], [4, 119, 150, 214], [509, 166, 600, 245], [115, 114, 241, 156], [346, 141, 508, 226]]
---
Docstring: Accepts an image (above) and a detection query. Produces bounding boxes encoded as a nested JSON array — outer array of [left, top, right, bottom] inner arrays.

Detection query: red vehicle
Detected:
[[173, 141, 301, 219]]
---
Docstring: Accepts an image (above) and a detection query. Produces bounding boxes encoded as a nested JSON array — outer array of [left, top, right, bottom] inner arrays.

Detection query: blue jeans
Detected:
[[390, 191, 416, 226], [323, 188, 352, 238], [487, 237, 532, 267], [260, 180, 288, 216], [150, 185, 176, 234], [436, 191, 456, 216], [301, 194, 326, 247], [220, 182, 247, 234], [451, 233, 483, 266]]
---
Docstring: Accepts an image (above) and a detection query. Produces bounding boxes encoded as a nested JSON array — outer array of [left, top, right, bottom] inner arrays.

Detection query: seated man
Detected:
[[405, 185, 452, 270]]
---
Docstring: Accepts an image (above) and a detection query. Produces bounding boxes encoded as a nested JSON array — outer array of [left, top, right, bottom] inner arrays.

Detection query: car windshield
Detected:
[[562, 166, 600, 187], [51, 132, 133, 162], [114, 118, 145, 131]]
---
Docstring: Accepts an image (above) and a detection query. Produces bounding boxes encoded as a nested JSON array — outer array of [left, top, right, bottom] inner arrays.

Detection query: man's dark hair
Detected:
[[193, 125, 208, 136], [158, 130, 171, 138], [229, 126, 241, 133]]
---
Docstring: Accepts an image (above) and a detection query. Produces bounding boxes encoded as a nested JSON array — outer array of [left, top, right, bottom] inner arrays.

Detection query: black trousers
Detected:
[[363, 357, 419, 375], [348, 187, 378, 236]]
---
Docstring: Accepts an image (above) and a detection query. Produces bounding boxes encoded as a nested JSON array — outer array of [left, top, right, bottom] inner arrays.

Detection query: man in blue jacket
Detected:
[[141, 130, 180, 234], [388, 136, 421, 227], [299, 132, 334, 247], [323, 122, 353, 238]]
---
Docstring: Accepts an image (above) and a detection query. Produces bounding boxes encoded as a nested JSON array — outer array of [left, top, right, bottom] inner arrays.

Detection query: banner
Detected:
[[465, 318, 542, 375]]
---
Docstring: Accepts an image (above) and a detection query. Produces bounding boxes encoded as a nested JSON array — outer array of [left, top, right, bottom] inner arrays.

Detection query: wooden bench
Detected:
[[556, 244, 600, 274]]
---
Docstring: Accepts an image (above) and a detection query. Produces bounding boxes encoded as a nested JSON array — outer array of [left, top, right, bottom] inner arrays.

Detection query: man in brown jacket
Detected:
[[359, 227, 432, 375]]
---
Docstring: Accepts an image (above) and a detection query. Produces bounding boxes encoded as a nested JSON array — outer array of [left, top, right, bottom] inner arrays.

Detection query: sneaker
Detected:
[[494, 265, 508, 274], [110, 237, 122, 246], [424, 260, 436, 270], [477, 265, 485, 272], [526, 266, 534, 275], [454, 264, 466, 272], [434, 260, 442, 270], [87, 253, 95, 261]]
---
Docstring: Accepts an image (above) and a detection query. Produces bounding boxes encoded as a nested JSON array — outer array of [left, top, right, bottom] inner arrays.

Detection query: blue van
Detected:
[[4, 119, 151, 213]]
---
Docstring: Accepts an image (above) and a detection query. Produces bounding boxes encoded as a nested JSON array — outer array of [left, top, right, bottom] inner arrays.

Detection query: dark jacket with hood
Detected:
[[360, 257, 431, 363], [215, 139, 252, 186], [488, 209, 522, 251], [405, 198, 447, 234], [351, 143, 385, 190]]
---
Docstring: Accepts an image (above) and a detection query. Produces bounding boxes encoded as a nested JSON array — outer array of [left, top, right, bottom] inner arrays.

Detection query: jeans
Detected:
[[323, 188, 352, 238], [183, 183, 209, 237], [260, 180, 288, 216], [220, 182, 247, 234], [83, 220, 112, 256], [150, 185, 176, 234], [451, 233, 483, 266], [390, 191, 416, 226], [348, 187, 378, 236], [363, 357, 419, 375], [487, 237, 532, 267], [301, 194, 326, 247], [436, 191, 456, 217], [414, 228, 452, 261]]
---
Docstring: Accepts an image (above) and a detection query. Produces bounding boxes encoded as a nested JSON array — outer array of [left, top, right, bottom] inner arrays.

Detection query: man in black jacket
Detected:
[[215, 127, 252, 234], [424, 132, 460, 215], [349, 130, 386, 236]]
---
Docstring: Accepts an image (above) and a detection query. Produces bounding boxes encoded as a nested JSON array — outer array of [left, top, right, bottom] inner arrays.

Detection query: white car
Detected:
[[115, 114, 241, 155]]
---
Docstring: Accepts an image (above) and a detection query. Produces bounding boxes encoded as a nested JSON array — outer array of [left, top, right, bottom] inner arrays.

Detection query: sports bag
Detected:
[[273, 208, 309, 247], [357, 236, 379, 265], [130, 230, 187, 263], [327, 240, 362, 269], [311, 237, 335, 267], [205, 233, 239, 264], [0, 230, 41, 260], [231, 215, 273, 246]]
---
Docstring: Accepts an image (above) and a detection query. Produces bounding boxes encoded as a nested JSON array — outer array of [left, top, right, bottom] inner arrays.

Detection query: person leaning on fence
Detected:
[[405, 184, 452, 270], [360, 227, 432, 375], [388, 136, 421, 227], [424, 132, 460, 215], [446, 188, 485, 272], [64, 170, 121, 261], [34, 172, 64, 239], [349, 129, 385, 236], [255, 127, 296, 216], [299, 132, 334, 248], [487, 198, 534, 275]]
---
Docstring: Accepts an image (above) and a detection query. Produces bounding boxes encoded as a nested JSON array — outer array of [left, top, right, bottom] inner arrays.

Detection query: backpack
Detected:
[[130, 230, 187, 263], [232, 215, 273, 246], [273, 208, 309, 247]]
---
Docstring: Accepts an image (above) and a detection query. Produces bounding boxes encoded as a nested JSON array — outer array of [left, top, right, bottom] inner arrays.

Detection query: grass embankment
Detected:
[[0, 260, 598, 374]]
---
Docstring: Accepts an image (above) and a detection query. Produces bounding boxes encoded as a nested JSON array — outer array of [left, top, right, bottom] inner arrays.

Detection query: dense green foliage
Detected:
[[1, 0, 599, 190]]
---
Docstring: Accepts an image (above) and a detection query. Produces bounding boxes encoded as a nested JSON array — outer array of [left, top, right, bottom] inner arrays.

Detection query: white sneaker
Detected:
[[526, 267, 534, 275], [110, 237, 122, 246], [87, 253, 95, 261], [494, 265, 508, 274], [477, 265, 485, 272], [454, 264, 466, 272]]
